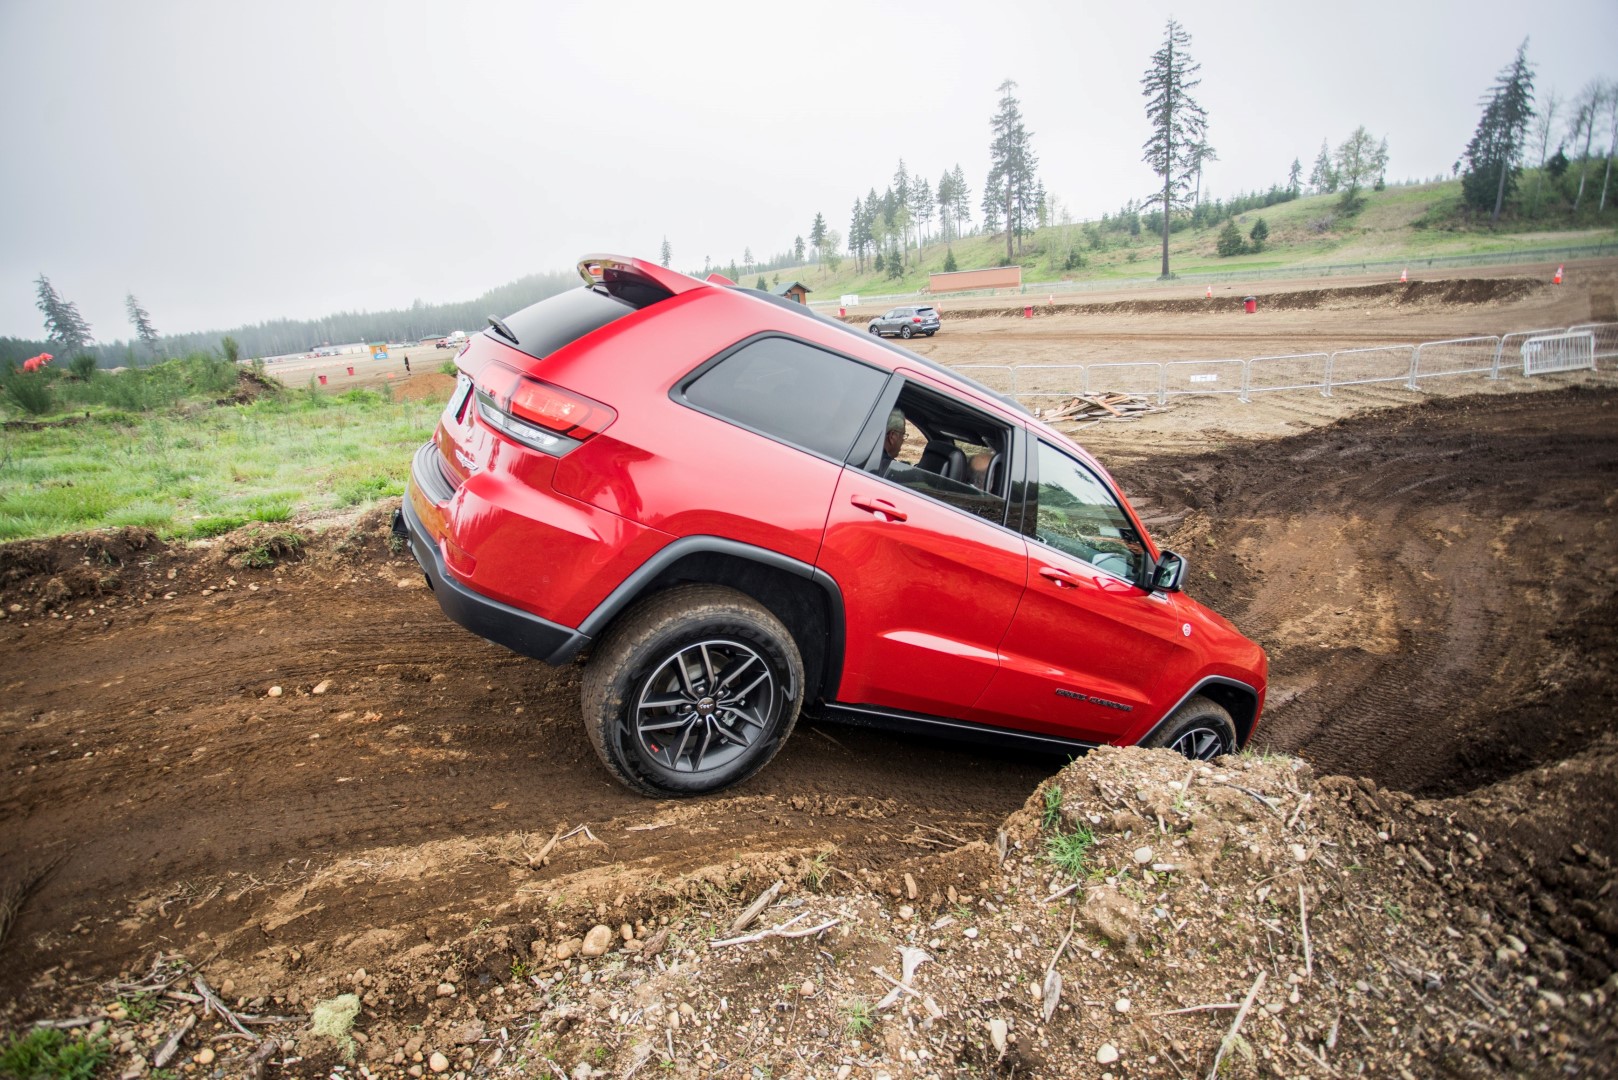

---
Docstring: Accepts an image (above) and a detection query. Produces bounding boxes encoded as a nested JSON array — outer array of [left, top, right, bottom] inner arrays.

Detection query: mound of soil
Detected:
[[922, 277, 1544, 321], [394, 372, 457, 402]]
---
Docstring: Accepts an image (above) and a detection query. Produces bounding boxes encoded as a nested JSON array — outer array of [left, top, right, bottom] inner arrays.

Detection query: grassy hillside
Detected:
[[773, 181, 1616, 302]]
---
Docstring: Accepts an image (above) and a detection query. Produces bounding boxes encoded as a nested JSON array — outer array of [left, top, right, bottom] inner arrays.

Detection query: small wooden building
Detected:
[[771, 280, 812, 305]]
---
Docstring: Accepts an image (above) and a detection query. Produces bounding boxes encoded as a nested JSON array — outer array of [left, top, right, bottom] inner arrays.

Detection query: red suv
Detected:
[[398, 255, 1266, 796]]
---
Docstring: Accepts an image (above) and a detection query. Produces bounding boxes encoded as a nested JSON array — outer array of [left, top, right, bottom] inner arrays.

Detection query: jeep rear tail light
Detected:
[[474, 361, 616, 455]]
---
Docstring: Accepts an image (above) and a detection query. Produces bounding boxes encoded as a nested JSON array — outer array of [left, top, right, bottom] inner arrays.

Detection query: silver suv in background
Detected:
[[869, 305, 941, 339]]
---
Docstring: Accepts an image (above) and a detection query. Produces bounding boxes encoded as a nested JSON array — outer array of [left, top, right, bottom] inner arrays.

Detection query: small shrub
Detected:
[[438, 360, 458, 376], [68, 354, 98, 381], [249, 500, 294, 523], [3, 372, 54, 416], [0, 1026, 112, 1080], [237, 527, 304, 569]]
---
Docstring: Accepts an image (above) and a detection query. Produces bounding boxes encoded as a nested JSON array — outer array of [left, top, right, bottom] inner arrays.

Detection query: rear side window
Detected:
[[681, 336, 887, 461], [499, 287, 643, 361]]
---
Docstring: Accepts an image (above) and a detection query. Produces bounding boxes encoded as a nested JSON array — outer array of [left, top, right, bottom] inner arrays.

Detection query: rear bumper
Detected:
[[398, 449, 589, 665]]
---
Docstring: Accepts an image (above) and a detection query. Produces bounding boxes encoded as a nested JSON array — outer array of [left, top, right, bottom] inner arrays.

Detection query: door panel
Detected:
[[969, 438, 1195, 742], [820, 468, 1026, 718]]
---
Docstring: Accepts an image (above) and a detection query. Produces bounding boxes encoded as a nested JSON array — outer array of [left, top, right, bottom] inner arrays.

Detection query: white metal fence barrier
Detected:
[[1522, 331, 1596, 376], [945, 320, 1616, 409]]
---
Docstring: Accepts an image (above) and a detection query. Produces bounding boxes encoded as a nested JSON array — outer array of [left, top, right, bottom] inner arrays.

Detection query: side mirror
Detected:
[[1151, 550, 1187, 592]]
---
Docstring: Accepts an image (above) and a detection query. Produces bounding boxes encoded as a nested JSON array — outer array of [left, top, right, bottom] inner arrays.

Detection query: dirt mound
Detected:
[[394, 371, 456, 402], [4, 747, 1610, 1078], [924, 276, 1545, 321], [1113, 385, 1618, 796], [0, 526, 158, 609]]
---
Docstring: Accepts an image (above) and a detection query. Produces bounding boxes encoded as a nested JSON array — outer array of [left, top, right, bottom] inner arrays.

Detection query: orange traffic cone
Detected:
[[1205, 284, 1213, 298], [1400, 267, 1408, 283], [1553, 264, 1564, 285]]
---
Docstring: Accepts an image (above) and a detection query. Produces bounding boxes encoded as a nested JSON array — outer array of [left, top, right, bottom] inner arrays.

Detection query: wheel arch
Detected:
[[571, 537, 844, 706], [1143, 676, 1262, 750]]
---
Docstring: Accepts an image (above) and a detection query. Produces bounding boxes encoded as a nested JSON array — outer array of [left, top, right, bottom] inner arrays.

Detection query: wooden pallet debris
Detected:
[[1038, 393, 1159, 423]]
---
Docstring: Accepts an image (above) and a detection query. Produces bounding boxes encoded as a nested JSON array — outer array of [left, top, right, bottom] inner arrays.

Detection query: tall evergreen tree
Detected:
[[985, 79, 1040, 264], [950, 165, 973, 234], [809, 212, 828, 267], [35, 275, 94, 355], [892, 160, 912, 254], [793, 235, 805, 264], [1308, 139, 1336, 193], [1140, 19, 1207, 278], [125, 293, 160, 359], [659, 237, 672, 267], [1460, 40, 1536, 222], [935, 171, 957, 242], [911, 177, 933, 247], [1287, 157, 1303, 196]]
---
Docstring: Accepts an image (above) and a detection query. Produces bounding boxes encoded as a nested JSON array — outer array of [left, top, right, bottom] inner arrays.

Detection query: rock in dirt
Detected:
[[428, 1051, 449, 1073], [1097, 1043, 1120, 1064], [581, 924, 614, 956]]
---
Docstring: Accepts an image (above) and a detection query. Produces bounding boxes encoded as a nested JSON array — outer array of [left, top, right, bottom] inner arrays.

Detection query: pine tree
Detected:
[[943, 248, 958, 273], [125, 293, 160, 359], [1308, 139, 1336, 193], [1249, 217, 1269, 252], [1287, 157, 1303, 196], [986, 79, 1040, 264], [1215, 219, 1245, 257], [892, 160, 912, 254], [1460, 40, 1536, 222], [936, 171, 958, 242], [809, 213, 828, 267], [1140, 20, 1208, 278], [659, 237, 673, 267], [793, 236, 805, 263], [35, 275, 94, 355], [951, 165, 972, 233]]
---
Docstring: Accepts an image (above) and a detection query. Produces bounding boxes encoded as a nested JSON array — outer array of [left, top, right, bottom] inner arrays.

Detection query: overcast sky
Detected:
[[2, 0, 1613, 342]]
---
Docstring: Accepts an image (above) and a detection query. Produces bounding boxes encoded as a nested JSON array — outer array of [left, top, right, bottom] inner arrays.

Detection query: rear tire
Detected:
[[581, 585, 803, 797], [900, 325, 914, 339], [1140, 695, 1237, 761]]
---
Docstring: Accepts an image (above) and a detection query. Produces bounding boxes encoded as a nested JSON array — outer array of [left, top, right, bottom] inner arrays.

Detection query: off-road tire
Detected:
[[581, 585, 803, 797], [1141, 695, 1237, 761]]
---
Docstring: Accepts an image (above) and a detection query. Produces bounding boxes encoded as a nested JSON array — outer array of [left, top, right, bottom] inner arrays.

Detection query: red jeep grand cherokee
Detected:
[[398, 254, 1267, 796]]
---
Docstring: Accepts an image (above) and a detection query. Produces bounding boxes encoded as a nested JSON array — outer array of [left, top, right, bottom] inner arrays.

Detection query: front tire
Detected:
[[1140, 695, 1237, 761], [869, 323, 881, 335], [581, 585, 803, 797]]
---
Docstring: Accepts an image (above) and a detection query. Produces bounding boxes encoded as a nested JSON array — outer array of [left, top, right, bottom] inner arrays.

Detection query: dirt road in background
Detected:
[[2, 267, 1616, 1036]]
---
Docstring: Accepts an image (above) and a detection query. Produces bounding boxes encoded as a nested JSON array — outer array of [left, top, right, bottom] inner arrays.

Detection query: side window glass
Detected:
[[682, 336, 886, 460], [867, 383, 1011, 525], [1031, 441, 1147, 583]]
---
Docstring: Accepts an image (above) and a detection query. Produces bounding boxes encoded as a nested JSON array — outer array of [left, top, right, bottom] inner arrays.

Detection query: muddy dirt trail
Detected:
[[3, 384, 1616, 1009]]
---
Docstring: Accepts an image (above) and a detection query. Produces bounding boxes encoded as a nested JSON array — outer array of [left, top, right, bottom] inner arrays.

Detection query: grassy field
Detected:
[[0, 362, 439, 541], [781, 180, 1616, 301]]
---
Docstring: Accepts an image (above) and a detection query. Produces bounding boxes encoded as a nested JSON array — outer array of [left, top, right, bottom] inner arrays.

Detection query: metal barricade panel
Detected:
[[1163, 359, 1247, 402], [1567, 323, 1618, 363], [1247, 353, 1330, 397], [1084, 362, 1164, 402], [948, 364, 1017, 396], [1011, 364, 1085, 401], [1522, 332, 1595, 376], [1325, 346, 1417, 394], [1411, 336, 1501, 388], [1493, 329, 1561, 378]]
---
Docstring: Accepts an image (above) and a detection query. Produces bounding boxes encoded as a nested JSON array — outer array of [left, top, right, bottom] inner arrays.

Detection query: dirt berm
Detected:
[[1, 387, 1615, 1077]]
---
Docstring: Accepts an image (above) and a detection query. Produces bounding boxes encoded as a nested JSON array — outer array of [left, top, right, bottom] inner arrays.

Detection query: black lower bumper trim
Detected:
[[398, 489, 588, 665]]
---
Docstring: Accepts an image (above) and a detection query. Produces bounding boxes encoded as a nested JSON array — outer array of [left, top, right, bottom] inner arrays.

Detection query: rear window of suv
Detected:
[[498, 286, 647, 362], [681, 336, 887, 461]]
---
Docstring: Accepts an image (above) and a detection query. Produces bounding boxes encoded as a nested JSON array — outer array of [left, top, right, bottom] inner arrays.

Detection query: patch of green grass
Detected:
[[1382, 899, 1405, 923], [0, 1026, 112, 1080], [118, 992, 158, 1023], [1041, 784, 1063, 831], [0, 386, 439, 541], [839, 997, 874, 1038], [1043, 821, 1095, 879], [238, 529, 304, 569]]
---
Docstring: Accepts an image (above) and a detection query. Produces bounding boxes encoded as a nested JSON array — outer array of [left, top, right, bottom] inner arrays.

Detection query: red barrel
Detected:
[[346, 365, 355, 375], [1243, 296, 1257, 314], [839, 307, 846, 317], [1023, 306, 1033, 318], [318, 374, 328, 385]]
